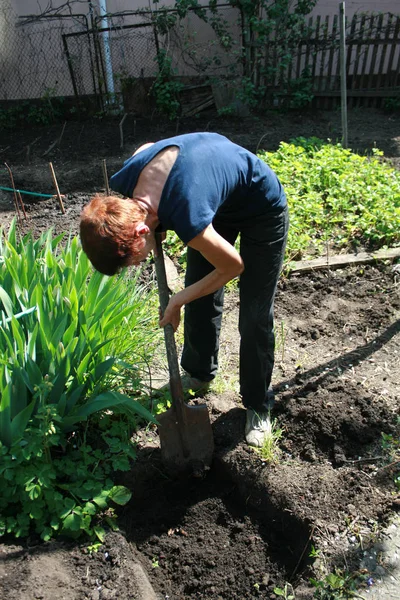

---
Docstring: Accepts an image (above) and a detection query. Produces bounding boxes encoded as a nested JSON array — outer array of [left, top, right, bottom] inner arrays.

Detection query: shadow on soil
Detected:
[[276, 317, 400, 394]]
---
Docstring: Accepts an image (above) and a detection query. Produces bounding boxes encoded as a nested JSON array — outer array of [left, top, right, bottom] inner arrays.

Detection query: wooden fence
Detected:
[[258, 12, 400, 109]]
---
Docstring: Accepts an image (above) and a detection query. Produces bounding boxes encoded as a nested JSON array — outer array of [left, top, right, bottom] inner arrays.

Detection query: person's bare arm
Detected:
[[159, 224, 244, 330]]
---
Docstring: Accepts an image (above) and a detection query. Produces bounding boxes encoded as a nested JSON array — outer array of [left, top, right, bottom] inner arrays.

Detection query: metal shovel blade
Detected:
[[153, 233, 214, 474], [158, 402, 214, 474]]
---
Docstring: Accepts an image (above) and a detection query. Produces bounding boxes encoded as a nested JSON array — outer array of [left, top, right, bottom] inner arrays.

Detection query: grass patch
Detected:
[[255, 415, 284, 463]]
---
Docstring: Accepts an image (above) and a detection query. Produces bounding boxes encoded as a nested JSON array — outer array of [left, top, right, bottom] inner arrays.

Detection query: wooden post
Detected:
[[4, 162, 22, 222], [49, 162, 66, 214], [339, 2, 348, 148], [102, 159, 110, 196]]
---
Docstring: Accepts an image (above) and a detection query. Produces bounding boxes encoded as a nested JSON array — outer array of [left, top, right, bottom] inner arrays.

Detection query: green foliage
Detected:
[[164, 231, 187, 266], [152, 49, 184, 120], [285, 69, 314, 109], [383, 97, 400, 113], [0, 88, 66, 129], [0, 410, 135, 541], [310, 570, 366, 599], [381, 429, 400, 491], [258, 138, 400, 260], [152, 0, 317, 111], [309, 545, 322, 558], [274, 583, 295, 599], [256, 417, 284, 462], [0, 222, 158, 448], [0, 223, 160, 540]]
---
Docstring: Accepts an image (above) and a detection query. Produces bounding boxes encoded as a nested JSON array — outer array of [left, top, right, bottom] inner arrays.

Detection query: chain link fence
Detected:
[[1, 2, 398, 111], [0, 3, 241, 106], [0, 2, 92, 101]]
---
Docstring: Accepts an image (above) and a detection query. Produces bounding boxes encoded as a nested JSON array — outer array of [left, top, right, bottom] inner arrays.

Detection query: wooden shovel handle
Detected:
[[153, 233, 187, 417]]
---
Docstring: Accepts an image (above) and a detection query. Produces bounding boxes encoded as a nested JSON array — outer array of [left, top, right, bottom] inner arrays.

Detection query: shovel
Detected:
[[153, 233, 214, 475]]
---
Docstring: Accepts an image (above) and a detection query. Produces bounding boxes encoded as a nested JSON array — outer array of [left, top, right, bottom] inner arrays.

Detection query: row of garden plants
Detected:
[[0, 138, 399, 545]]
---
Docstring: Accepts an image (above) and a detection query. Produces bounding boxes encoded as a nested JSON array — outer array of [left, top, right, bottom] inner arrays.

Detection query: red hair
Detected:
[[80, 195, 147, 275]]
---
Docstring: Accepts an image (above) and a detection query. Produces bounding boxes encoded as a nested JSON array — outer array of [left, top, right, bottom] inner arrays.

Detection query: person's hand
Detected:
[[159, 295, 182, 331]]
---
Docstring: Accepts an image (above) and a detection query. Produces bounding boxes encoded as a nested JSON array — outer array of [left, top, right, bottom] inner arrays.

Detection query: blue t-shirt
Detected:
[[109, 132, 287, 244]]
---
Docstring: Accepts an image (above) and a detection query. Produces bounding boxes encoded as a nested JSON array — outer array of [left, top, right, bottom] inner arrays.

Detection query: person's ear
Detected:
[[133, 222, 150, 237]]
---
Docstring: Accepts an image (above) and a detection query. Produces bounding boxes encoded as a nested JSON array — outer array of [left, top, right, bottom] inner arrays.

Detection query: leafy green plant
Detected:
[[0, 409, 136, 541], [383, 97, 400, 112], [310, 570, 366, 599], [381, 430, 400, 491], [26, 88, 65, 125], [259, 139, 400, 261], [309, 545, 322, 559], [274, 583, 295, 599], [0, 223, 161, 541], [164, 231, 187, 266], [0, 89, 66, 129], [151, 49, 184, 120], [0, 222, 159, 447], [286, 69, 314, 109]]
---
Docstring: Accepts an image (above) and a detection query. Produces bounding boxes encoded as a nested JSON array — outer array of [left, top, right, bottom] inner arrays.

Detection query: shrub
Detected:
[[0, 222, 159, 540]]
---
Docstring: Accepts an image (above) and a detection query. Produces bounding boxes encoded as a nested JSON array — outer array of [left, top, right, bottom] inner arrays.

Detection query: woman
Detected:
[[80, 132, 289, 447]]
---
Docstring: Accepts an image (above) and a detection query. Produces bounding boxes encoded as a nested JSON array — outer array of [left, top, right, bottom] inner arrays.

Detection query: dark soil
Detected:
[[0, 108, 399, 599]]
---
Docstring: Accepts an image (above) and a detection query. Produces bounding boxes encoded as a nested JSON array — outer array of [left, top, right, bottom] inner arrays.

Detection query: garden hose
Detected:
[[0, 185, 54, 199]]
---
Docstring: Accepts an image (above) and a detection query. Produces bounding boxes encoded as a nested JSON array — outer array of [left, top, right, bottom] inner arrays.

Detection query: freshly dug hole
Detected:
[[121, 449, 312, 600]]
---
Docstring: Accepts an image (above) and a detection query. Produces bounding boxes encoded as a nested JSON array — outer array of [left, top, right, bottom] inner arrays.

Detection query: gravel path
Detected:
[[360, 516, 400, 599]]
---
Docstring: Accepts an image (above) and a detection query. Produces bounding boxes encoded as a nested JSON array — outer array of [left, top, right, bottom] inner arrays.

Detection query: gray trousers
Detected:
[[181, 205, 289, 411]]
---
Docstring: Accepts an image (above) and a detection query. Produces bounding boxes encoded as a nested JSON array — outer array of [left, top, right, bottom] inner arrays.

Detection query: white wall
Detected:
[[310, 0, 399, 19]]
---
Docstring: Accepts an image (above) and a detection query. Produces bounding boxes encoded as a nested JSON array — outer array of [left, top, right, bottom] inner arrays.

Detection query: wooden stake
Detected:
[[48, 162, 66, 214], [119, 113, 127, 150], [17, 191, 27, 220], [4, 162, 22, 222], [102, 159, 110, 196]]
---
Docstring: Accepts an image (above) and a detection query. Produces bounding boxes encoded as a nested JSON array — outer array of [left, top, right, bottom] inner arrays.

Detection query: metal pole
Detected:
[[339, 2, 348, 148], [98, 0, 115, 98]]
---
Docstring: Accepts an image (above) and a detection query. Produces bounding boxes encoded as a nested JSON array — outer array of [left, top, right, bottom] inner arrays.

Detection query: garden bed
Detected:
[[0, 108, 399, 599]]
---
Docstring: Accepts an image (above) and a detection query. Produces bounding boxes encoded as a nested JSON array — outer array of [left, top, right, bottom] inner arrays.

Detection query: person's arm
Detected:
[[159, 224, 244, 330]]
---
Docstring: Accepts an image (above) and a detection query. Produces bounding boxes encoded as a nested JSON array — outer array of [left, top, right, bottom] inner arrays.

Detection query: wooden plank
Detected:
[[262, 26, 270, 91], [318, 15, 329, 94], [182, 97, 214, 117], [346, 14, 357, 107], [312, 89, 400, 98], [289, 248, 400, 274], [272, 25, 279, 89], [351, 14, 366, 107], [360, 15, 375, 91], [311, 15, 321, 83], [368, 13, 384, 106], [377, 14, 393, 90], [394, 19, 400, 89], [385, 16, 400, 89], [304, 17, 313, 80], [326, 14, 339, 106], [295, 20, 305, 80], [334, 12, 342, 95]]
